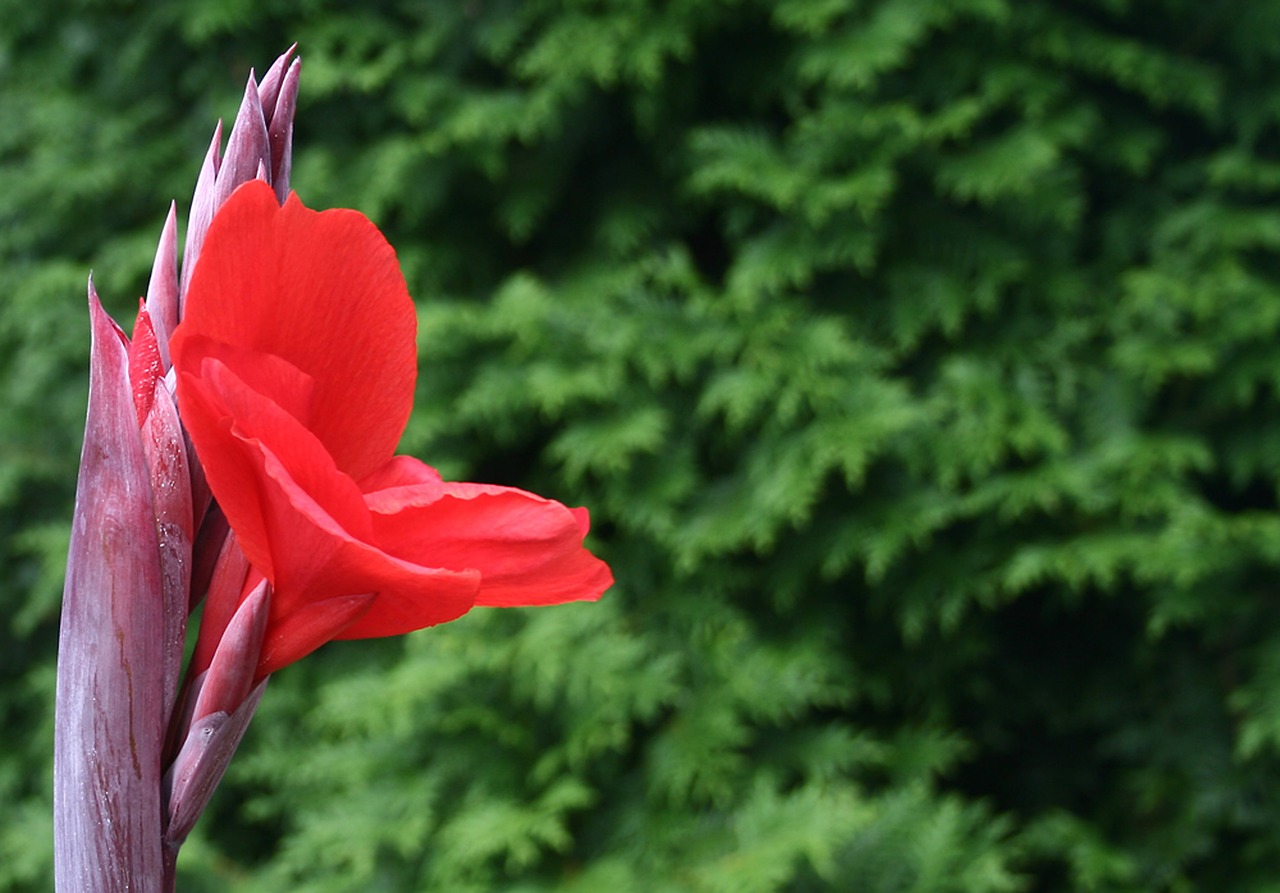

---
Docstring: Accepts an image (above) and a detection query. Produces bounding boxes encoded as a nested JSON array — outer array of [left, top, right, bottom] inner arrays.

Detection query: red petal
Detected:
[[179, 352, 479, 658], [179, 334, 316, 426], [176, 351, 327, 582], [172, 180, 417, 480], [364, 478, 614, 610], [128, 303, 162, 427], [249, 433, 479, 631], [357, 454, 443, 491], [257, 592, 376, 676]]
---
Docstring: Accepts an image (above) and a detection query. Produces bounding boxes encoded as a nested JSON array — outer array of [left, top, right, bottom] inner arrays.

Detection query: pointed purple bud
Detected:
[[190, 580, 269, 724], [213, 73, 271, 211], [162, 582, 268, 854], [55, 282, 166, 893], [178, 49, 300, 311], [267, 57, 300, 202], [189, 504, 229, 611], [184, 422, 214, 540], [257, 44, 297, 121], [179, 122, 223, 304], [192, 531, 250, 646], [144, 204, 179, 370], [162, 680, 267, 865]]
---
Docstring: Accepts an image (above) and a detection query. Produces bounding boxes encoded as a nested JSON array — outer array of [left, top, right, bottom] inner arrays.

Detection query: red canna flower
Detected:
[[56, 50, 611, 889], [170, 180, 612, 679]]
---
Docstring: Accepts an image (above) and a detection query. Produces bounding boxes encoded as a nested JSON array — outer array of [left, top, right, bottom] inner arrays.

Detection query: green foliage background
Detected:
[[5, 0, 1280, 889]]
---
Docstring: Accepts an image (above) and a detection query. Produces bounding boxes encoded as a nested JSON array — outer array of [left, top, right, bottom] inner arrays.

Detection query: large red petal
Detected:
[[172, 179, 417, 479], [178, 353, 479, 643], [364, 477, 614, 611]]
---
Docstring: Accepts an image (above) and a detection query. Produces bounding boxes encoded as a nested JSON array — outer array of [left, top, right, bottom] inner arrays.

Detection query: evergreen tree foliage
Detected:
[[7, 0, 1280, 890]]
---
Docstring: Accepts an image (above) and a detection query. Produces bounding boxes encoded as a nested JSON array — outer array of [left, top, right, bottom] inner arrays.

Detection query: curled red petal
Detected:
[[179, 334, 316, 425], [172, 180, 418, 480], [364, 477, 613, 611], [179, 351, 479, 665], [178, 352, 375, 589], [249, 433, 479, 629]]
